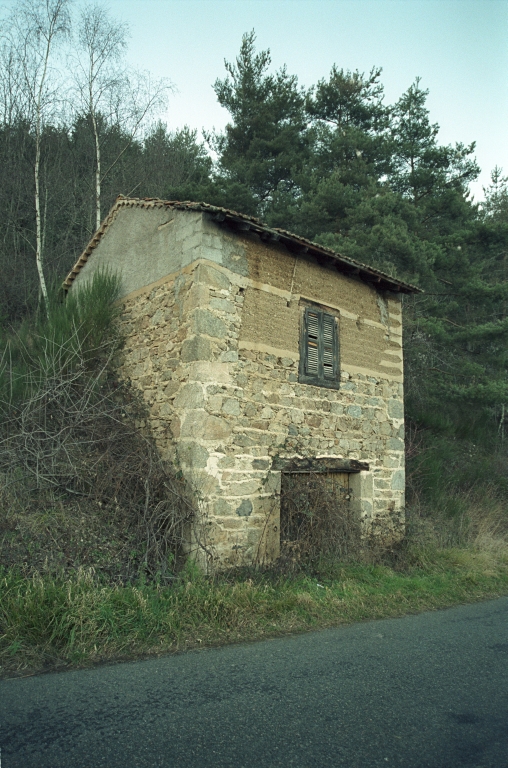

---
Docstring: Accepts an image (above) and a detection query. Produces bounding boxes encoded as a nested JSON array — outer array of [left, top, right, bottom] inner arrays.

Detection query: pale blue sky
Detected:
[[4, 0, 506, 199], [107, 0, 507, 201]]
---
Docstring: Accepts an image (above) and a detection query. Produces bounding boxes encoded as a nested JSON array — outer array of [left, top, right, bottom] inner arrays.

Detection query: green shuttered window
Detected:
[[299, 307, 339, 388]]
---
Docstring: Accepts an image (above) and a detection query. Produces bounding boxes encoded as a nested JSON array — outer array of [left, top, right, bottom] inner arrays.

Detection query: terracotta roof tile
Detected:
[[63, 196, 421, 294]]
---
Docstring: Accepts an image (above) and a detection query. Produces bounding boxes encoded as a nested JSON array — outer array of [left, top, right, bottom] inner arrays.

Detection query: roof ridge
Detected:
[[63, 196, 421, 294]]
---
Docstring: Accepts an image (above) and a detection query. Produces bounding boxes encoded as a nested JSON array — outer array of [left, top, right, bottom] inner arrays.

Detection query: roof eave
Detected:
[[63, 197, 422, 295]]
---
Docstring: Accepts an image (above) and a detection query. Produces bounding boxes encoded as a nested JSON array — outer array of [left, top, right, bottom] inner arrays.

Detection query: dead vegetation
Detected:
[[0, 276, 197, 583], [404, 490, 508, 553], [276, 471, 362, 569], [0, 352, 197, 582]]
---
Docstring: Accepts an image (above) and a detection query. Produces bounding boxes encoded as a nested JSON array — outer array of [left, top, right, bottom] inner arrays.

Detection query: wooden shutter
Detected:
[[322, 312, 337, 379], [302, 307, 339, 386], [305, 309, 320, 376]]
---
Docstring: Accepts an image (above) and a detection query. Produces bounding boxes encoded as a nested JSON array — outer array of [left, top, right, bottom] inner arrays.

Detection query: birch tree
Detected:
[[11, 0, 71, 307], [0, 33, 24, 126], [75, 4, 126, 231], [74, 3, 173, 231]]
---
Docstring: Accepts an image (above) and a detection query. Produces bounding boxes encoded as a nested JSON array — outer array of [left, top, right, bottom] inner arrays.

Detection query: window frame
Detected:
[[298, 304, 340, 389]]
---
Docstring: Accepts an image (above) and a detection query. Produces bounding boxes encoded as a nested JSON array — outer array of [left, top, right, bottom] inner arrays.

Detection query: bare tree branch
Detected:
[[72, 4, 174, 229], [6, 0, 71, 309]]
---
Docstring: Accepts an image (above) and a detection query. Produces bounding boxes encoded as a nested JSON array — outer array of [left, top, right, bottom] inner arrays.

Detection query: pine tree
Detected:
[[209, 31, 309, 217]]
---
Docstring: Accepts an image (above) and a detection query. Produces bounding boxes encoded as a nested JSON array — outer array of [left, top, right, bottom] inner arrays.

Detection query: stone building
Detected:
[[64, 196, 419, 568]]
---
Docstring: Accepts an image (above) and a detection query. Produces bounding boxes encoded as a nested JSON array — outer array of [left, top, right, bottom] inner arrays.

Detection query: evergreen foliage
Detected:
[[0, 19, 507, 508], [0, 270, 122, 412], [209, 31, 309, 215]]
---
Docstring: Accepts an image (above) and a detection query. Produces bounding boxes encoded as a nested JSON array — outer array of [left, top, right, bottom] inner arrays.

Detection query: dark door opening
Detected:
[[280, 471, 358, 560]]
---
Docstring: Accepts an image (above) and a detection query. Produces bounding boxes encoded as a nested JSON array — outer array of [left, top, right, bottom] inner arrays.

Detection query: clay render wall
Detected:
[[73, 210, 406, 568]]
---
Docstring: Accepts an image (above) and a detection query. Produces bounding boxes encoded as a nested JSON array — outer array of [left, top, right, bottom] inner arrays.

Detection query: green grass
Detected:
[[2, 546, 507, 678]]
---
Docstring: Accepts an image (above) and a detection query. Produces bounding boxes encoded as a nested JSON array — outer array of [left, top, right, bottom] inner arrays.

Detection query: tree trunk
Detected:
[[34, 133, 48, 307], [92, 110, 101, 231], [34, 27, 51, 312]]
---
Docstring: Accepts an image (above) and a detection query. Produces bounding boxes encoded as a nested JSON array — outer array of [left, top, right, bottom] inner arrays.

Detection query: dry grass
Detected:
[[404, 488, 508, 552], [1, 540, 507, 679], [0, 323, 198, 583], [1, 497, 507, 679]]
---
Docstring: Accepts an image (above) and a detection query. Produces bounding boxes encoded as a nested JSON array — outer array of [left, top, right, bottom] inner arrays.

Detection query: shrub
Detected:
[[0, 272, 197, 582]]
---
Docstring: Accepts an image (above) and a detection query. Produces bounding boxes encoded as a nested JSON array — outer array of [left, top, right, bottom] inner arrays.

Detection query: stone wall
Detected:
[[74, 208, 406, 568], [114, 228, 404, 565]]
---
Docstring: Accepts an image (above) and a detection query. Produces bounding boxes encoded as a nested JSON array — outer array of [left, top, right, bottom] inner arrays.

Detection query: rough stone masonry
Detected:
[[65, 197, 419, 568]]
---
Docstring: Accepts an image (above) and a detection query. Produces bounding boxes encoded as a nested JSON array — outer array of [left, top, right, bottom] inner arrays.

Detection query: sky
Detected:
[[102, 0, 507, 202], [5, 0, 506, 200]]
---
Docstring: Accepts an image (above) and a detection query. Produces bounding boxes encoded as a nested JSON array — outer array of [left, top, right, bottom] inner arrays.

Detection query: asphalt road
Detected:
[[1, 597, 507, 768]]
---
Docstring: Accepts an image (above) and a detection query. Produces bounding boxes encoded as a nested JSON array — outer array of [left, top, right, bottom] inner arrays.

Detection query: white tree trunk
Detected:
[[34, 13, 52, 311], [34, 132, 49, 306], [92, 110, 101, 231]]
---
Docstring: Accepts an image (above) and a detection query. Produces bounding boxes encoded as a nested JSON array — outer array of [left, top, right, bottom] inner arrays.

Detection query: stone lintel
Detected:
[[272, 457, 369, 473]]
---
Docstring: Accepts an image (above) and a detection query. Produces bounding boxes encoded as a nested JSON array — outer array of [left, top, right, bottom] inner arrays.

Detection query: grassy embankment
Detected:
[[2, 509, 508, 678], [1, 273, 507, 677]]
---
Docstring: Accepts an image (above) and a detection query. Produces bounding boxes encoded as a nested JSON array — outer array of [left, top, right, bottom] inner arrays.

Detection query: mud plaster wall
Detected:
[[73, 211, 406, 568], [239, 235, 403, 378], [71, 206, 205, 298]]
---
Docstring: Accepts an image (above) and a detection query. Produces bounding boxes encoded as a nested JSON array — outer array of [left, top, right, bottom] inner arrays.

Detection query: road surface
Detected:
[[1, 597, 507, 767]]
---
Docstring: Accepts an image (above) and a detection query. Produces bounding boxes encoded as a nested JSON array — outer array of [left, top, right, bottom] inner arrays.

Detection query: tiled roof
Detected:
[[63, 196, 421, 294]]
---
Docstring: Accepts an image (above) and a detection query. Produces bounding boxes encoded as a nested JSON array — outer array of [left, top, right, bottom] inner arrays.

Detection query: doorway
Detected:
[[280, 471, 358, 561]]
